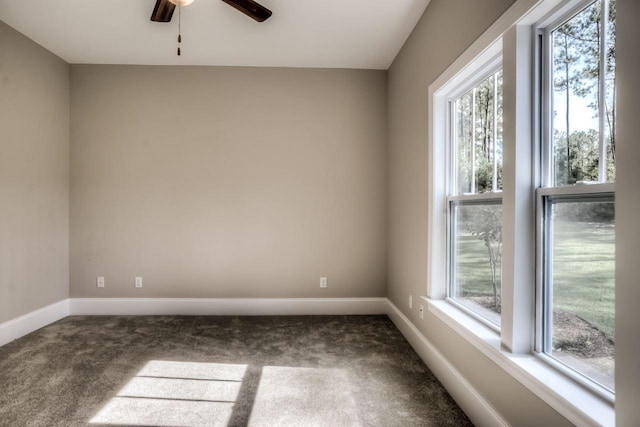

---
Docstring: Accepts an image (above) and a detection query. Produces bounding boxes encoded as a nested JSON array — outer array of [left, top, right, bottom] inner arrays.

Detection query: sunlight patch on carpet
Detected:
[[90, 360, 247, 427], [248, 366, 361, 427]]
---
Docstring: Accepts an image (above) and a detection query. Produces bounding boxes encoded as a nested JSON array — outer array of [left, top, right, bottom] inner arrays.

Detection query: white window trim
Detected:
[[426, 0, 615, 425], [427, 298, 614, 427]]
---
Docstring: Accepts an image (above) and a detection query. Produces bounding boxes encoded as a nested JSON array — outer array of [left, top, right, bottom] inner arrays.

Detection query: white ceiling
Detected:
[[0, 0, 430, 70]]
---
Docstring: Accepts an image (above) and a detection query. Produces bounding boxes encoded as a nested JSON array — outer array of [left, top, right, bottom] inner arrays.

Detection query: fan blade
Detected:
[[221, 0, 272, 22], [151, 0, 176, 22]]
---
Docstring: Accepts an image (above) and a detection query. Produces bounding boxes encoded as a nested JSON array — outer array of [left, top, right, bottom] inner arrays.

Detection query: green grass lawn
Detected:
[[455, 220, 615, 339], [552, 220, 615, 339], [455, 237, 501, 302]]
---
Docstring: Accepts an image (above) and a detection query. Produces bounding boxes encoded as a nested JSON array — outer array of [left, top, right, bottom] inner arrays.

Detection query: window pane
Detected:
[[455, 94, 473, 194], [605, 0, 616, 182], [453, 70, 503, 195], [547, 199, 614, 390], [551, 1, 616, 185], [473, 75, 495, 193], [451, 202, 502, 326], [496, 70, 503, 190]]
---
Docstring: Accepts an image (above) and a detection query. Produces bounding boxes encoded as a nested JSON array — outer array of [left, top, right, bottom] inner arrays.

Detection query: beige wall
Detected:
[[0, 21, 70, 323], [387, 0, 573, 425], [70, 65, 387, 298]]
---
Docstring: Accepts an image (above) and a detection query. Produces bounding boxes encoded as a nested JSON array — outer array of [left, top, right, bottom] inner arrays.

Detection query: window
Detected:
[[448, 68, 504, 327], [427, 0, 617, 423], [537, 0, 616, 394]]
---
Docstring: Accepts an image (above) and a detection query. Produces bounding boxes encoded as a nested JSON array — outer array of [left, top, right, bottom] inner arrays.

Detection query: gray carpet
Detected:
[[0, 315, 473, 427]]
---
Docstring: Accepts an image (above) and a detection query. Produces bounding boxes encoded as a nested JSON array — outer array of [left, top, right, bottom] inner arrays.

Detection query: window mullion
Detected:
[[493, 73, 499, 192], [471, 88, 477, 193], [542, 28, 553, 188], [451, 100, 458, 196], [597, 0, 608, 182], [542, 196, 554, 353]]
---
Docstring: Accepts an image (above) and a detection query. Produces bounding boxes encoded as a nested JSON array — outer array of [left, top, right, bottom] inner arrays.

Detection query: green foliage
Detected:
[[475, 159, 503, 193], [552, 0, 616, 185], [454, 70, 503, 194], [554, 200, 614, 224], [553, 129, 600, 184]]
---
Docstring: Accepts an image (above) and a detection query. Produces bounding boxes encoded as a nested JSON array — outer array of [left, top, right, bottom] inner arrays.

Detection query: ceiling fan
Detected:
[[150, 0, 272, 23]]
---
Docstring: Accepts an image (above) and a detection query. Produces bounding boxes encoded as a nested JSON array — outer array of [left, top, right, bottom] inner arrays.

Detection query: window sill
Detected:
[[425, 297, 614, 427]]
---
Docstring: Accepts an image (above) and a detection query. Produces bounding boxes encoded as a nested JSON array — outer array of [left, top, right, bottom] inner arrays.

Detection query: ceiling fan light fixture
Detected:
[[168, 0, 195, 6]]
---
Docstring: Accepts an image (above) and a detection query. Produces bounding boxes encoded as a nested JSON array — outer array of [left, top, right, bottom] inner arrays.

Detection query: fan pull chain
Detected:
[[177, 5, 182, 56]]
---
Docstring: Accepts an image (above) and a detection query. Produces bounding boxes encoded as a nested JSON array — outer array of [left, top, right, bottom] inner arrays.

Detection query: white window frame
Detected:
[[426, 0, 615, 425], [446, 59, 504, 330], [534, 0, 616, 399], [535, 186, 615, 396]]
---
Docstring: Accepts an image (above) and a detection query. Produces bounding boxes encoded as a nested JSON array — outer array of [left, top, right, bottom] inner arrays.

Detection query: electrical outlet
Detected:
[[409, 295, 413, 309], [97, 276, 105, 288], [419, 304, 424, 320], [320, 277, 327, 288], [135, 276, 143, 288]]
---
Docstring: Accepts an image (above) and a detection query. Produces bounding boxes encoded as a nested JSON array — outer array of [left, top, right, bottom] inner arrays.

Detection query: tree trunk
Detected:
[[485, 236, 499, 309], [609, 82, 616, 161]]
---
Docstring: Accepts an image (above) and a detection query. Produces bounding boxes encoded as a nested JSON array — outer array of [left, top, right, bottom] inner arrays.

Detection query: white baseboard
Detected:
[[0, 299, 70, 347], [69, 297, 388, 316], [0, 297, 385, 346], [385, 300, 508, 427]]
